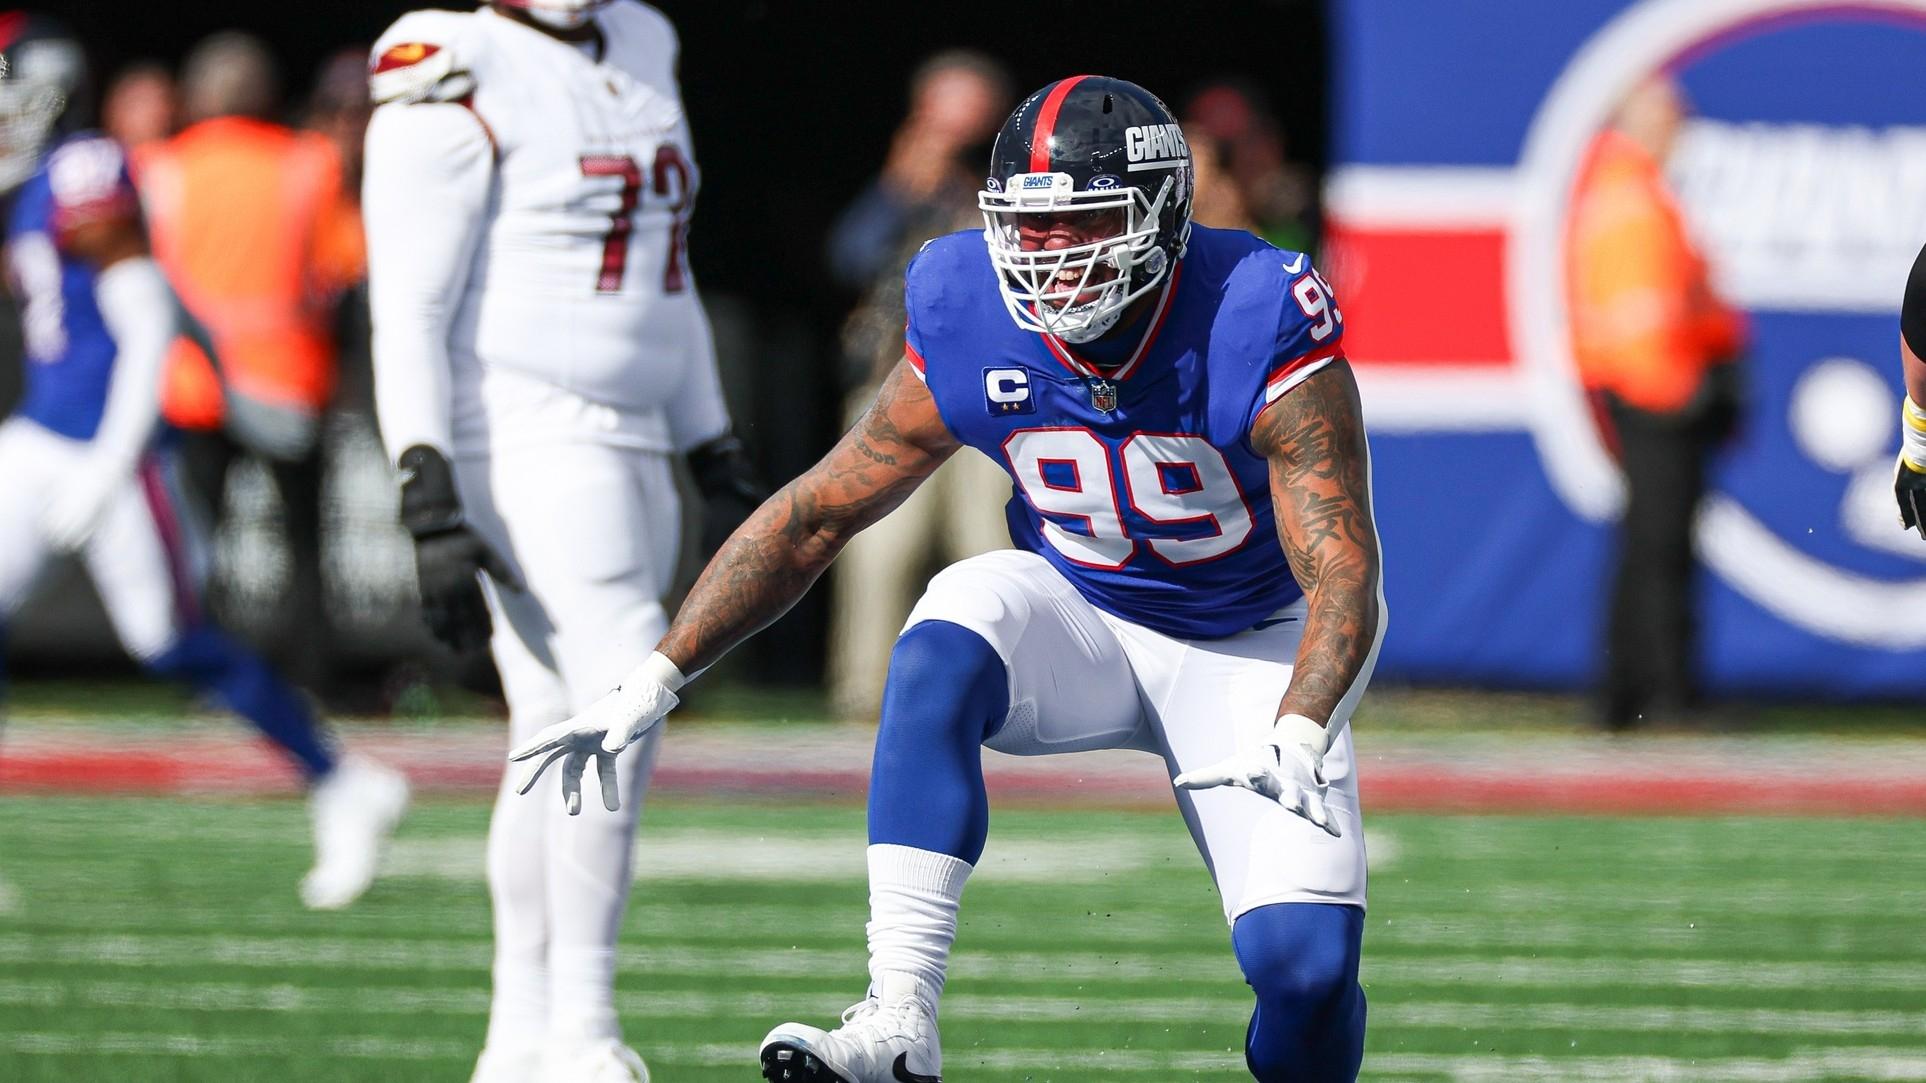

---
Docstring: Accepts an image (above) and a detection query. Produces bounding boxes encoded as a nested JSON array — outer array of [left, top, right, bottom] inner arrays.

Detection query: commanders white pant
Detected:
[[905, 549, 1378, 921], [0, 418, 200, 660], [454, 437, 679, 1046]]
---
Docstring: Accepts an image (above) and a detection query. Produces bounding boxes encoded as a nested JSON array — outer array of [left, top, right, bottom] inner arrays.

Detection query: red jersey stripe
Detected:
[[1266, 342, 1346, 388]]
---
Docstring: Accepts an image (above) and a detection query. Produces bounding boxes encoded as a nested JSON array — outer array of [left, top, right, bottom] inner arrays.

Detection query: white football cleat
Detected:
[[542, 1038, 651, 1082], [299, 754, 410, 910], [470, 1044, 543, 1083], [760, 991, 942, 1082]]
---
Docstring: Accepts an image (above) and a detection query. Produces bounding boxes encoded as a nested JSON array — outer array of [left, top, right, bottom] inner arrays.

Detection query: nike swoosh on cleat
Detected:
[[893, 1053, 941, 1083]]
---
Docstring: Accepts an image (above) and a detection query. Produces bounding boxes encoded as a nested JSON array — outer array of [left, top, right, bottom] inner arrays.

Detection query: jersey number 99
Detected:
[[1003, 428, 1255, 570]]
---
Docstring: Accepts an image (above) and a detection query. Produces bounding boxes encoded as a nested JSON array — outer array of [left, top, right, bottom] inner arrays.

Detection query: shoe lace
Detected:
[[839, 998, 879, 1028], [837, 993, 928, 1042]]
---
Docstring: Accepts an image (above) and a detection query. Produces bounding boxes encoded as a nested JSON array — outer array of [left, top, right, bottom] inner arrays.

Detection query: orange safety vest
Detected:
[[139, 117, 365, 430], [1567, 130, 1745, 415]]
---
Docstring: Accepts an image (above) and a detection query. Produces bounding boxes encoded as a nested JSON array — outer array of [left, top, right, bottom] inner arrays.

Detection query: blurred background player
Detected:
[[823, 50, 1013, 719], [137, 31, 364, 694], [1568, 76, 1746, 731], [0, 11, 406, 910], [362, 0, 763, 1079]]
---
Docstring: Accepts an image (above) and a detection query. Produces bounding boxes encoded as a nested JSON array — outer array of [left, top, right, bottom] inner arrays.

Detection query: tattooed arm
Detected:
[[510, 355, 960, 812], [657, 356, 960, 674], [1252, 359, 1383, 727]]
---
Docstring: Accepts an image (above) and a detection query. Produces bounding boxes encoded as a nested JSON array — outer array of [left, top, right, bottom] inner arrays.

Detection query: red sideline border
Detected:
[[3, 746, 1924, 816]]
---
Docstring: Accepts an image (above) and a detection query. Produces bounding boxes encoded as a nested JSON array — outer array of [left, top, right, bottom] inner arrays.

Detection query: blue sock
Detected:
[[146, 625, 336, 782], [1233, 902, 1367, 1083], [866, 620, 1008, 864]]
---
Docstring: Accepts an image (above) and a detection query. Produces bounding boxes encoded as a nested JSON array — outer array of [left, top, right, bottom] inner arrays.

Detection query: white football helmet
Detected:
[[0, 14, 87, 196]]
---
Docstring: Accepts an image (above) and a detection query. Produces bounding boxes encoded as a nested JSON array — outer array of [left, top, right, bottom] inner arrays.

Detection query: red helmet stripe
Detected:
[[1028, 75, 1092, 173]]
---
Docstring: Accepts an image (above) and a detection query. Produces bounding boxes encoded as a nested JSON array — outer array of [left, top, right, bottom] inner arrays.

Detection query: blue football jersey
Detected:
[[907, 225, 1346, 640], [5, 132, 141, 441]]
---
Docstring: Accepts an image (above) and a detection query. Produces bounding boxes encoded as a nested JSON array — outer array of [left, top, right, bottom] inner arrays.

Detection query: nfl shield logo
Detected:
[[1087, 378, 1118, 413]]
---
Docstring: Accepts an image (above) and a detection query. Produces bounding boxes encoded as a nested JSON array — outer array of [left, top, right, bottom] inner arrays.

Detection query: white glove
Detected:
[[508, 652, 685, 815], [1173, 714, 1340, 837], [40, 459, 129, 551]]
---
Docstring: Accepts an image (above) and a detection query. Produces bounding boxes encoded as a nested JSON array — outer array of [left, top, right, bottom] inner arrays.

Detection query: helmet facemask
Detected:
[[980, 171, 1177, 344], [0, 34, 86, 197], [0, 80, 66, 194], [496, 0, 613, 30]]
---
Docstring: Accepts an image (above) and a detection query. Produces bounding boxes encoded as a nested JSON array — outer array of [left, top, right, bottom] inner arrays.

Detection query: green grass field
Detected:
[[1, 795, 1923, 1082]]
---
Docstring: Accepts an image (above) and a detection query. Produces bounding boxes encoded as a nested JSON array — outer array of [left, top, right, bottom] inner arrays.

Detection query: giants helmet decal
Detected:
[[979, 75, 1193, 344], [0, 11, 88, 196]]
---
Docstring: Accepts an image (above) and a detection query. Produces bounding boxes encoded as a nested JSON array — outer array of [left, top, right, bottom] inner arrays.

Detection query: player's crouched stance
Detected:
[[515, 77, 1384, 1082]]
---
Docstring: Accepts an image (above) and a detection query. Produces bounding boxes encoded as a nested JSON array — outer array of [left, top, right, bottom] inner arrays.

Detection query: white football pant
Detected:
[[0, 418, 200, 660], [905, 549, 1380, 919], [456, 438, 678, 1050]]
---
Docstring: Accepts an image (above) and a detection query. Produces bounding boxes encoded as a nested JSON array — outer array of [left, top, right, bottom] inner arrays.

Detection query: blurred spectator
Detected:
[[1568, 76, 1747, 731], [301, 48, 371, 296], [101, 62, 177, 154], [825, 50, 1015, 719], [137, 31, 364, 691], [1181, 82, 1316, 253]]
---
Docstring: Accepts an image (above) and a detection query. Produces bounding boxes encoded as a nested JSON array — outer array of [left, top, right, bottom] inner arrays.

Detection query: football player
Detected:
[[1896, 241, 1926, 534], [514, 76, 1384, 1083], [0, 13, 408, 910], [361, 2, 762, 1081]]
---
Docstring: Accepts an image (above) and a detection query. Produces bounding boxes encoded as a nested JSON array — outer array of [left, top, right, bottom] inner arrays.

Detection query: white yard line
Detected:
[[0, 1030, 469, 1060], [1367, 1049, 1926, 1082], [4, 978, 1925, 1037], [6, 932, 1923, 994], [7, 1029, 1926, 1082]]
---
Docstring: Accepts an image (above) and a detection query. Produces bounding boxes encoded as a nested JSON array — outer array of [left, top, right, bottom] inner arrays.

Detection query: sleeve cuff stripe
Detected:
[[1265, 343, 1345, 390], [905, 340, 928, 382], [1263, 356, 1339, 404]]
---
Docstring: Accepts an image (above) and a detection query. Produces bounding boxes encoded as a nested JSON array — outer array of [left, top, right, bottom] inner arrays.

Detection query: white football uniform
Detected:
[[361, 1, 729, 1066]]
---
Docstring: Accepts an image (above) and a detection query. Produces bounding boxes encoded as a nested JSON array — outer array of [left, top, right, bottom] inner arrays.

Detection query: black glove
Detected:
[[1898, 458, 1926, 540], [398, 445, 520, 653], [685, 433, 770, 557]]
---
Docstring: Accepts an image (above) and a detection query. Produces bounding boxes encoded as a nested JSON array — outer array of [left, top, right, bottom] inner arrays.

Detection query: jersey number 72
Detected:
[[579, 144, 692, 295]]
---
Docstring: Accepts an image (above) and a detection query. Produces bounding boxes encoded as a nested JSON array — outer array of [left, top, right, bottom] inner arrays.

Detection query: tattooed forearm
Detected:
[[656, 360, 958, 674], [1252, 360, 1383, 725]]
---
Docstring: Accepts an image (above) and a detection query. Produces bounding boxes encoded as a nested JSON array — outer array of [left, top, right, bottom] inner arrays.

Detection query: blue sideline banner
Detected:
[[1326, 0, 1926, 697]]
